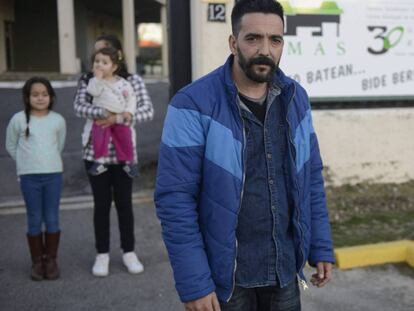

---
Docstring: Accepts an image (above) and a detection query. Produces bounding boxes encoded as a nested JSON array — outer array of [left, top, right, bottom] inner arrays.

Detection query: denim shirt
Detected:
[[235, 86, 297, 288]]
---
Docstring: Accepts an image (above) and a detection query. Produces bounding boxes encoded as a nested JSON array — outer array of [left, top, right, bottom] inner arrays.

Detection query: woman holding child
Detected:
[[73, 34, 154, 277]]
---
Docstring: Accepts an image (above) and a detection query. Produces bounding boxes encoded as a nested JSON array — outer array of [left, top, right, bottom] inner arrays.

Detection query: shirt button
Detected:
[[267, 153, 272, 159], [269, 179, 274, 185]]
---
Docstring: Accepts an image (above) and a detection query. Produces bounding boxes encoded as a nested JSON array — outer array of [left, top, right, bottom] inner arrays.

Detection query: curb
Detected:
[[0, 78, 168, 89], [2, 194, 413, 271], [0, 189, 154, 216], [335, 240, 414, 269]]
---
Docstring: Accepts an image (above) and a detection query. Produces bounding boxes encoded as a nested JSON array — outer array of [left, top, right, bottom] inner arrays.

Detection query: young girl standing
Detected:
[[6, 77, 66, 281]]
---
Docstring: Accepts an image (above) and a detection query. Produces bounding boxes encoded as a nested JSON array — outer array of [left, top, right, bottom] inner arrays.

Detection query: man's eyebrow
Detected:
[[244, 33, 284, 39], [271, 34, 284, 40], [244, 32, 263, 38]]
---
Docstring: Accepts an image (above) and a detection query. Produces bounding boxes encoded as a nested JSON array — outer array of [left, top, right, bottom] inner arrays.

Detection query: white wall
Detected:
[[314, 108, 414, 186], [190, 0, 234, 80], [190, 1, 414, 186]]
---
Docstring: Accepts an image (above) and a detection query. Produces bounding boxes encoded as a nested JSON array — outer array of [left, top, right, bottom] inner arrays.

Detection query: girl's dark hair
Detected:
[[231, 0, 284, 36], [95, 34, 129, 78], [91, 46, 122, 75], [22, 76, 55, 137]]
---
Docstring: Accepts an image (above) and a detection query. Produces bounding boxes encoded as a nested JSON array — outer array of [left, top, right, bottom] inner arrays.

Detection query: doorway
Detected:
[[4, 21, 15, 71]]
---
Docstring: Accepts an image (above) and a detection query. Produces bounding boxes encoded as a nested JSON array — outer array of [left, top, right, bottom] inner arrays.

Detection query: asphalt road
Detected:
[[0, 192, 413, 311]]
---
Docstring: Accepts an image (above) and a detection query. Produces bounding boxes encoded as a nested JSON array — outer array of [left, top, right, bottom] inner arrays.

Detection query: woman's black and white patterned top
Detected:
[[73, 73, 154, 164]]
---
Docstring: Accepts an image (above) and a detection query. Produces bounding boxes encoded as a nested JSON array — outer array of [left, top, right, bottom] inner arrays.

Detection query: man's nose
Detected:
[[258, 40, 270, 56]]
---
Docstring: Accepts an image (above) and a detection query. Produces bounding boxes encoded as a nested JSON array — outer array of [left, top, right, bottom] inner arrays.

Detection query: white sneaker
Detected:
[[92, 253, 110, 277], [122, 252, 144, 274]]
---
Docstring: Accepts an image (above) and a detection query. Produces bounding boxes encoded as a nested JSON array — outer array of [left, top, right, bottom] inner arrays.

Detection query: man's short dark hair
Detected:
[[231, 0, 284, 36]]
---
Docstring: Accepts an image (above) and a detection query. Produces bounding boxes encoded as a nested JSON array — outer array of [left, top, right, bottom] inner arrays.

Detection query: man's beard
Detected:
[[237, 48, 278, 83]]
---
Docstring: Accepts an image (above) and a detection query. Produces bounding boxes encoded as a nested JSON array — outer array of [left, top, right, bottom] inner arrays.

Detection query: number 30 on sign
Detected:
[[208, 3, 226, 22]]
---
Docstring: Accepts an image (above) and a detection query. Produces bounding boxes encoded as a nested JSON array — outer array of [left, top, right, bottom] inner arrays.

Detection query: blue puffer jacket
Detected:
[[155, 55, 335, 303]]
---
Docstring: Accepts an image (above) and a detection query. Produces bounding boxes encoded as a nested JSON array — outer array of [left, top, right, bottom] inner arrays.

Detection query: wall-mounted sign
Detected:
[[278, 0, 414, 99], [207, 3, 226, 22]]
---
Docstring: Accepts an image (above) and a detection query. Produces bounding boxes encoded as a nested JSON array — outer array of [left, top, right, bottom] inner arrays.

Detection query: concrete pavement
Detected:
[[0, 191, 413, 311]]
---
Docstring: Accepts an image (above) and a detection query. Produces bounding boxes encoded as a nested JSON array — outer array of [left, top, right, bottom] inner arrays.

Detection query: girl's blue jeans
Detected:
[[19, 173, 62, 236]]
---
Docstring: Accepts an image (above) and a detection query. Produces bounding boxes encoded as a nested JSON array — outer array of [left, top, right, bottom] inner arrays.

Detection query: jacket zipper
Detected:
[[227, 94, 247, 302], [228, 83, 309, 298], [285, 84, 308, 290], [264, 96, 282, 286]]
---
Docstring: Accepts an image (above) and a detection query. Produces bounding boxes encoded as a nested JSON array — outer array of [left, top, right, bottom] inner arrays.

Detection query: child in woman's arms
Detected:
[[86, 47, 138, 178]]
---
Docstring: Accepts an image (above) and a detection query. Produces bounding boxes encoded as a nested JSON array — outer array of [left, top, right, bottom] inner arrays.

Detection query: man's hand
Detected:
[[184, 292, 221, 311], [310, 262, 332, 288]]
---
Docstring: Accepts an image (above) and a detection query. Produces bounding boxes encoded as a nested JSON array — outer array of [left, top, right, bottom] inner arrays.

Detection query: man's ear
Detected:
[[228, 34, 237, 55]]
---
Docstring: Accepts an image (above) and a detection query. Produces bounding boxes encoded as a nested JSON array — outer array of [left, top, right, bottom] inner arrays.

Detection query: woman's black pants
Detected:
[[85, 161, 135, 253]]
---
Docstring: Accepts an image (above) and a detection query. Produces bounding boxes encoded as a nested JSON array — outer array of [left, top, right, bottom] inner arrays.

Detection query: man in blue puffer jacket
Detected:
[[155, 0, 335, 310]]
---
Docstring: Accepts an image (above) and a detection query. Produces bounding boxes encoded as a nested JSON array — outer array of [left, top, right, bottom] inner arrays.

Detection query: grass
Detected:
[[326, 181, 414, 247], [331, 211, 414, 247], [139, 163, 414, 248]]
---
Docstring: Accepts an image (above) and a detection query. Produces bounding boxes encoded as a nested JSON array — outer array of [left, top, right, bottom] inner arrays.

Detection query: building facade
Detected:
[[0, 0, 167, 75]]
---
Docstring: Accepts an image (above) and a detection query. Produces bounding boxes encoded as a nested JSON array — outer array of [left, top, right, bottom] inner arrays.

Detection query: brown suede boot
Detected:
[[26, 234, 44, 281], [44, 231, 60, 280]]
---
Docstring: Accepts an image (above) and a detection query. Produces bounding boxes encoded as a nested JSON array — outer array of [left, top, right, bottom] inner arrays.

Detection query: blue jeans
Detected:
[[220, 280, 301, 311], [20, 173, 62, 236]]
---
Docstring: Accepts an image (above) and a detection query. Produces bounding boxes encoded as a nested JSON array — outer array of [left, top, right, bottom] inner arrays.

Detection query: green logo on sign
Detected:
[[367, 26, 404, 55], [280, 1, 343, 36]]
